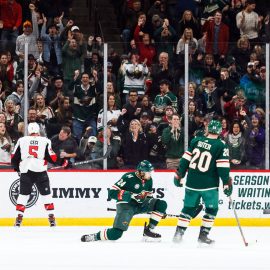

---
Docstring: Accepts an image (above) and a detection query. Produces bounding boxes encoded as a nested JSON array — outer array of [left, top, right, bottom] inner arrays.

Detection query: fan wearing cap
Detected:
[[15, 4, 39, 61], [139, 111, 152, 133], [77, 129, 97, 167], [11, 122, 59, 227], [88, 126, 121, 169], [151, 79, 178, 123], [240, 62, 265, 109], [40, 13, 64, 76], [69, 25, 84, 46]]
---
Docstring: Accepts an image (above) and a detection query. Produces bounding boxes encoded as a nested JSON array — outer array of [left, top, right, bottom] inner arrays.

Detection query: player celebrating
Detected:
[[11, 122, 58, 227], [81, 160, 167, 242], [173, 120, 232, 244]]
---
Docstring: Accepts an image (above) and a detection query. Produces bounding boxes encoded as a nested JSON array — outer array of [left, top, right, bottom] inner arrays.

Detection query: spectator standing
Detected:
[[153, 19, 177, 61], [161, 114, 184, 169], [231, 36, 251, 75], [117, 90, 142, 135], [33, 93, 54, 123], [176, 28, 198, 54], [246, 113, 265, 169], [62, 38, 84, 89], [134, 16, 156, 67], [121, 119, 149, 169], [46, 97, 73, 138], [40, 14, 64, 76], [0, 0, 22, 53], [203, 77, 222, 117], [152, 79, 178, 123], [47, 76, 67, 110], [236, 0, 262, 45], [0, 122, 13, 168], [150, 52, 174, 100], [15, 4, 39, 61], [71, 72, 99, 141], [177, 10, 201, 39], [0, 52, 14, 90], [202, 10, 229, 63], [3, 98, 23, 142], [225, 119, 248, 169], [97, 94, 121, 135], [121, 0, 143, 54], [123, 53, 149, 100]]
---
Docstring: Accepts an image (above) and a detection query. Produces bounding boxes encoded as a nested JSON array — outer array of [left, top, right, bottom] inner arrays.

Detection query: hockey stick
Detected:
[[49, 146, 112, 170], [107, 204, 203, 218], [107, 207, 180, 218], [229, 196, 249, 247]]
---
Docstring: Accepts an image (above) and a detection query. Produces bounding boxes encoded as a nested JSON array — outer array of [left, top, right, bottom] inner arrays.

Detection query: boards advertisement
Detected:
[[0, 170, 269, 226]]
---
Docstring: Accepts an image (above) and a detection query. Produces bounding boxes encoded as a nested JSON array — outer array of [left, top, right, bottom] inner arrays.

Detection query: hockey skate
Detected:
[[48, 214, 56, 227], [81, 233, 98, 242], [198, 231, 215, 245], [143, 222, 161, 242], [14, 214, 23, 227], [173, 226, 185, 243]]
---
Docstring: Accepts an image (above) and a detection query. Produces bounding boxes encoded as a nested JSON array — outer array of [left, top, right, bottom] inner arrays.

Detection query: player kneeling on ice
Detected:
[[173, 120, 233, 245], [11, 122, 62, 227], [81, 160, 167, 242]]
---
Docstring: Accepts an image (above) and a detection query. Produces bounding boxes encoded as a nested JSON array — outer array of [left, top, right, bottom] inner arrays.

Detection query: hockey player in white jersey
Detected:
[[11, 122, 58, 227]]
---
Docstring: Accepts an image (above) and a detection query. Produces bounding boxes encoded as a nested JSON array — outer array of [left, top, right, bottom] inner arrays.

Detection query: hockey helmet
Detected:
[[28, 122, 40, 134], [137, 160, 154, 172], [208, 120, 222, 135]]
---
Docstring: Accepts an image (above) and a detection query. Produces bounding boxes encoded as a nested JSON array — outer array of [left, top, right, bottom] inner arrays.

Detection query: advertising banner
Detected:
[[0, 171, 269, 226]]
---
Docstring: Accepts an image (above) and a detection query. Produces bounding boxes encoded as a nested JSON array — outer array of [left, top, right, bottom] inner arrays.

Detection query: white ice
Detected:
[[0, 226, 269, 270]]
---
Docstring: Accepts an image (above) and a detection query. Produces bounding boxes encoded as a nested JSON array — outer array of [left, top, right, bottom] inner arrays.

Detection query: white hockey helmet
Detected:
[[28, 122, 40, 135]]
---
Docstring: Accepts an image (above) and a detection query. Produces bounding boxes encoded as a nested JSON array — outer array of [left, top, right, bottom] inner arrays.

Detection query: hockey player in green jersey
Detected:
[[173, 120, 233, 244], [81, 160, 167, 242]]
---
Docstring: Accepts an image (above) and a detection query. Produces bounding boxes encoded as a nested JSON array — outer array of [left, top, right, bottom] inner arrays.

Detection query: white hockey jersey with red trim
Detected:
[[12, 136, 57, 173]]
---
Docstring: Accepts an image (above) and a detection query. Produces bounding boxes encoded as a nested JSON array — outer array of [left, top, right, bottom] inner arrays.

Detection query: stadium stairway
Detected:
[[71, 0, 123, 54]]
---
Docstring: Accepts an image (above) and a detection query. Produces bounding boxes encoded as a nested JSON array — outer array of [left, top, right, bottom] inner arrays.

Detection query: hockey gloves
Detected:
[[173, 171, 183, 187], [117, 190, 131, 203], [132, 191, 152, 203], [223, 177, 233, 197], [62, 159, 72, 169]]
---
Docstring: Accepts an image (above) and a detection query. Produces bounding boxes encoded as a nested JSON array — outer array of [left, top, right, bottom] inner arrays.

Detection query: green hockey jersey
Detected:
[[178, 136, 230, 190], [109, 172, 153, 204]]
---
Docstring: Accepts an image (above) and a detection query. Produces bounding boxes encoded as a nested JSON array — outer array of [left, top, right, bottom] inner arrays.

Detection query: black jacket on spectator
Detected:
[[51, 135, 78, 165], [121, 131, 149, 168], [150, 63, 175, 100]]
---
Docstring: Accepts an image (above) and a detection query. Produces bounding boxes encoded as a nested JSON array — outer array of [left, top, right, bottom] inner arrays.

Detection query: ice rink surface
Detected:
[[0, 226, 269, 270]]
